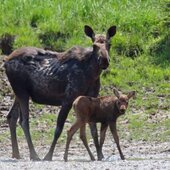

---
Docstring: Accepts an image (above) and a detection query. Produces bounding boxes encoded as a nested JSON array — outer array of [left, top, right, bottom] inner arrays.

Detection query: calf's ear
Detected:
[[84, 25, 95, 42], [127, 91, 136, 99], [113, 88, 120, 98]]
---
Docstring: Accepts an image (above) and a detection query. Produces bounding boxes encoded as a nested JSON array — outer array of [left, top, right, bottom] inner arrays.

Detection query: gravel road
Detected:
[[0, 139, 169, 170]]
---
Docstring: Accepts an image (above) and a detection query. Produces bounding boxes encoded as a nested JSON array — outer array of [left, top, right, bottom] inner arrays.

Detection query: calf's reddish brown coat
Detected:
[[64, 88, 135, 161]]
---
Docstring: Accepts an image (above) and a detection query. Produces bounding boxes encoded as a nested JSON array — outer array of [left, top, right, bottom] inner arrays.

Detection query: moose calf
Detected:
[[64, 88, 135, 161]]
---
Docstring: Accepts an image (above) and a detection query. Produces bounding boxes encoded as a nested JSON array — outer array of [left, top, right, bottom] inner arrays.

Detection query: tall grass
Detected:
[[0, 0, 168, 50]]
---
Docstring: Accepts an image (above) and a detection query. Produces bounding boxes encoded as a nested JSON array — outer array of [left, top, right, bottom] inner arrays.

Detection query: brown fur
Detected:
[[4, 46, 95, 65], [64, 88, 135, 161]]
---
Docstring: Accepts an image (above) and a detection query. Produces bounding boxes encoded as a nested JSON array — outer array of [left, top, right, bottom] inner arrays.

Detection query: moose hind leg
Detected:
[[18, 95, 40, 161], [7, 98, 20, 159], [80, 125, 95, 161], [89, 122, 103, 160], [98, 123, 108, 160], [64, 121, 82, 162]]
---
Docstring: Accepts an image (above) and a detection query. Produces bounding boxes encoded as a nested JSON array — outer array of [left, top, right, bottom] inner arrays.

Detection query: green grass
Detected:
[[0, 0, 170, 143]]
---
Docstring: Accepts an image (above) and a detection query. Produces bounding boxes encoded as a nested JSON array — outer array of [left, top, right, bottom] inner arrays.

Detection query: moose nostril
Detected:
[[120, 105, 126, 113], [120, 109, 125, 113]]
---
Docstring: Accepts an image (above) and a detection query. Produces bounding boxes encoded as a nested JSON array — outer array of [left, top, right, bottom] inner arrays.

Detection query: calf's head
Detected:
[[113, 88, 136, 114], [85, 25, 116, 70]]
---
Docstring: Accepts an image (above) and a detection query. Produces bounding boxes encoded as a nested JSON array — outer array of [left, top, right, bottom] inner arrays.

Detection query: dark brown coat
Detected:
[[4, 25, 116, 161]]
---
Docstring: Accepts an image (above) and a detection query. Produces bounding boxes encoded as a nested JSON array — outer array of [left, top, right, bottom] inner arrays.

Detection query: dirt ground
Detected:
[[0, 141, 170, 170], [0, 132, 170, 170]]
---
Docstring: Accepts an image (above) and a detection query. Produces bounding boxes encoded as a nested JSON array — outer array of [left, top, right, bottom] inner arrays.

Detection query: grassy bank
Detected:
[[0, 0, 169, 144]]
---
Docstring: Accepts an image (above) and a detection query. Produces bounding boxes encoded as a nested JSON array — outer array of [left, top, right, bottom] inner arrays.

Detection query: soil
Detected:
[[0, 138, 169, 170], [0, 56, 170, 170]]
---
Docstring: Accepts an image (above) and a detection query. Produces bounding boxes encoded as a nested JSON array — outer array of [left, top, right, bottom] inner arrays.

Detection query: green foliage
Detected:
[[0, 0, 169, 57], [149, 33, 170, 64]]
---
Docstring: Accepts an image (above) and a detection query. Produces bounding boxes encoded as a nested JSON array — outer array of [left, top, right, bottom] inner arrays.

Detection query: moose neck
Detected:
[[114, 100, 124, 118], [84, 51, 103, 82]]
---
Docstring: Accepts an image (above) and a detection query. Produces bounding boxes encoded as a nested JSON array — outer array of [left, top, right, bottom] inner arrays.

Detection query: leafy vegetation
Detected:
[[0, 0, 169, 143]]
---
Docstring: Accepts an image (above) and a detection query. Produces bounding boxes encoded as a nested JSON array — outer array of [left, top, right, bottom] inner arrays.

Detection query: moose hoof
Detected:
[[97, 154, 104, 161], [30, 155, 41, 161], [43, 154, 53, 161], [12, 154, 21, 159], [63, 155, 68, 162], [91, 157, 95, 161], [121, 155, 125, 160]]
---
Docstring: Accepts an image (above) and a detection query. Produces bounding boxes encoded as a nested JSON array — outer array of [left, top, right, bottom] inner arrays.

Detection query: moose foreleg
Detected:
[[109, 122, 125, 160], [44, 103, 72, 161]]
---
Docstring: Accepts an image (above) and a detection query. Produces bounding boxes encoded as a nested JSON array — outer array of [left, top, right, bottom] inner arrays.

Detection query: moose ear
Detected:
[[113, 88, 120, 98], [127, 91, 136, 99], [84, 25, 95, 42], [106, 26, 116, 40]]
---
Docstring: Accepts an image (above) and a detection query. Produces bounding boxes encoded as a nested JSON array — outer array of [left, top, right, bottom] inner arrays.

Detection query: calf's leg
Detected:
[[80, 125, 95, 161], [98, 123, 108, 160], [7, 98, 20, 159], [89, 122, 104, 160], [109, 122, 125, 160], [64, 120, 82, 162]]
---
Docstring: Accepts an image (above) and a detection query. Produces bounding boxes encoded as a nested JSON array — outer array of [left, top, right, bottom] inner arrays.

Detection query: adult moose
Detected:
[[4, 25, 116, 161]]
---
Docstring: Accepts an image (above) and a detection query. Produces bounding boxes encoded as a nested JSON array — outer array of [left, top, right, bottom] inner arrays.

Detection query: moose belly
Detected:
[[29, 79, 66, 106], [30, 93, 64, 106], [89, 112, 115, 123]]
